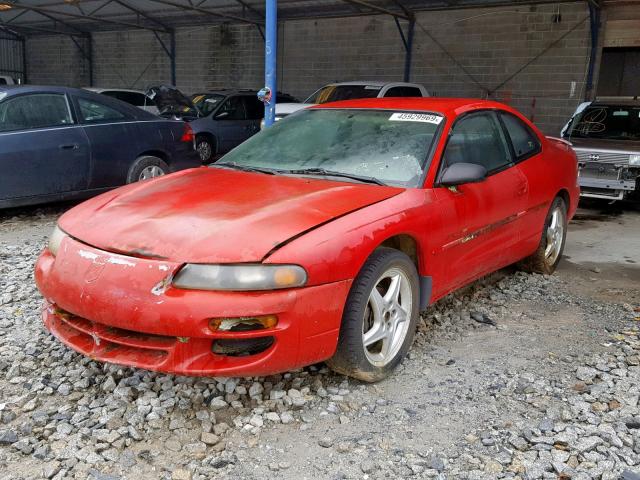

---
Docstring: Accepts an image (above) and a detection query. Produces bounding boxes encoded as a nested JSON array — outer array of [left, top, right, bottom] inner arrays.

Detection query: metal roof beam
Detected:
[[390, 0, 413, 18], [340, 0, 410, 19], [0, 23, 23, 39], [112, 0, 171, 30], [234, 0, 264, 18], [0, 17, 83, 36], [145, 0, 263, 25], [88, 0, 115, 17], [3, 9, 28, 24], [7, 1, 170, 32], [26, 7, 87, 34]]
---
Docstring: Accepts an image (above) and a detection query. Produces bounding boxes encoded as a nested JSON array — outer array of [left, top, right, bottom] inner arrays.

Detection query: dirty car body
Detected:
[[0, 86, 199, 209], [562, 98, 640, 201], [148, 85, 267, 162], [35, 98, 579, 378]]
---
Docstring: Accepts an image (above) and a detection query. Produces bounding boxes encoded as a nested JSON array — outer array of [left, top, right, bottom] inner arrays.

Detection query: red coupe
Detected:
[[35, 98, 579, 381]]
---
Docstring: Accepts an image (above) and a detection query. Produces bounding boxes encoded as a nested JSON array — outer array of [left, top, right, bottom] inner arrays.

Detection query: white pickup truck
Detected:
[[0, 75, 17, 85]]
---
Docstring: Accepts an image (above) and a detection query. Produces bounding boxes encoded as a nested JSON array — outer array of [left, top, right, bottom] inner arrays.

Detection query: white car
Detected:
[[84, 88, 159, 114], [0, 75, 17, 86], [263, 81, 429, 127]]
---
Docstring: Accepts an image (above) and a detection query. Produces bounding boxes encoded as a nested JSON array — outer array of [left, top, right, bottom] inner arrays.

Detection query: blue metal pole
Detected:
[[264, 0, 277, 127]]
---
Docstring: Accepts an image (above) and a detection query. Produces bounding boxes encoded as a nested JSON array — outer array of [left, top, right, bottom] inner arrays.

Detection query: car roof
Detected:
[[0, 85, 158, 120], [327, 81, 423, 88], [312, 97, 515, 118], [591, 96, 640, 106], [84, 87, 145, 94], [0, 85, 89, 95], [194, 89, 257, 96]]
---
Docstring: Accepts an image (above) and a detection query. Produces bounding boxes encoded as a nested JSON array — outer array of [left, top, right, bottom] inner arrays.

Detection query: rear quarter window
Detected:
[[499, 112, 541, 160], [77, 97, 128, 124]]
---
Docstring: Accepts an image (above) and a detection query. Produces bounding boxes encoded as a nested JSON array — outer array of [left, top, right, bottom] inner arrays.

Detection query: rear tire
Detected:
[[196, 135, 215, 163], [327, 248, 419, 382], [518, 196, 567, 275], [127, 156, 169, 184]]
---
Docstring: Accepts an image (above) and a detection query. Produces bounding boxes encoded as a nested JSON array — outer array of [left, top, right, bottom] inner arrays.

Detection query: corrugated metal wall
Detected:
[[0, 34, 25, 83]]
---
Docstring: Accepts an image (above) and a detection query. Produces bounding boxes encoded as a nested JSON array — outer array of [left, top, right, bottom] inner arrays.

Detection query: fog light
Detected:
[[208, 315, 278, 332], [212, 337, 274, 356]]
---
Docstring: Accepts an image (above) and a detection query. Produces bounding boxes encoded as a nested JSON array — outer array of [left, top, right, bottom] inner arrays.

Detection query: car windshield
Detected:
[[304, 85, 382, 104], [567, 105, 640, 140], [192, 94, 225, 116], [215, 109, 443, 187]]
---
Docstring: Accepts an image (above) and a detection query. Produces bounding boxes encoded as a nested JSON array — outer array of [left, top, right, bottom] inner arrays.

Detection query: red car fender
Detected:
[[264, 188, 439, 289]]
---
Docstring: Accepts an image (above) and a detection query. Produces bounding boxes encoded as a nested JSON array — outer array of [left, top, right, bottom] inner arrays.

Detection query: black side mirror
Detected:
[[439, 162, 487, 187]]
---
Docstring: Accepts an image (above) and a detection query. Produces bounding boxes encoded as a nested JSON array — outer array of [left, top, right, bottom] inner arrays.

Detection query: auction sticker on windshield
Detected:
[[389, 112, 443, 124]]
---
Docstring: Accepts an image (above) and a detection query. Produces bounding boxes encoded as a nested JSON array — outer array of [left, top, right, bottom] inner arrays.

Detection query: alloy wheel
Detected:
[[197, 140, 212, 162], [138, 165, 165, 181], [544, 206, 565, 265], [362, 267, 413, 367]]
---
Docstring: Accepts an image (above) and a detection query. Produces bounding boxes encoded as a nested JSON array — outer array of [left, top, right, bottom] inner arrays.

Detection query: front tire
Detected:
[[519, 196, 567, 275], [327, 248, 419, 382], [127, 156, 169, 184]]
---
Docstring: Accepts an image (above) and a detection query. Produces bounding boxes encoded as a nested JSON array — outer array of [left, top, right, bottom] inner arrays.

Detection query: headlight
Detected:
[[172, 264, 307, 291], [48, 225, 68, 257], [630, 154, 640, 166]]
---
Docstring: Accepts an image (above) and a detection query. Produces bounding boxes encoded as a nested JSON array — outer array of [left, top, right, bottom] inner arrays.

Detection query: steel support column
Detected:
[[394, 16, 415, 82], [264, 0, 277, 128], [585, 2, 600, 99], [20, 36, 27, 84], [87, 34, 93, 87], [70, 34, 93, 87], [170, 30, 176, 86], [154, 30, 177, 86], [404, 19, 414, 82]]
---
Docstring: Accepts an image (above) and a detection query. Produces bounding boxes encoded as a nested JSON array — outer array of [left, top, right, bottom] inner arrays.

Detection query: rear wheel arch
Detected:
[[138, 149, 169, 164]]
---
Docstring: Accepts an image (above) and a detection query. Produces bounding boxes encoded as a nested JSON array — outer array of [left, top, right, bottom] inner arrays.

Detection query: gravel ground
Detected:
[[0, 201, 639, 480]]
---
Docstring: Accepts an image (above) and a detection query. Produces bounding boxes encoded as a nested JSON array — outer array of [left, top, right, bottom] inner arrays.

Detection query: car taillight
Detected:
[[180, 123, 195, 145]]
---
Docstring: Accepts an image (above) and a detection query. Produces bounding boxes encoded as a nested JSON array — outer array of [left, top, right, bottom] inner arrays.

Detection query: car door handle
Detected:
[[59, 143, 79, 150]]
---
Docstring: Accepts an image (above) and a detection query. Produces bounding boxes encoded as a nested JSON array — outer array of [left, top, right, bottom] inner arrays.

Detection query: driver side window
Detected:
[[442, 112, 512, 174], [77, 97, 126, 124], [217, 96, 246, 120]]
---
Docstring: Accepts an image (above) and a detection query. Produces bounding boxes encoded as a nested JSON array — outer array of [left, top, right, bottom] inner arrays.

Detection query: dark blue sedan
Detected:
[[0, 86, 200, 208]]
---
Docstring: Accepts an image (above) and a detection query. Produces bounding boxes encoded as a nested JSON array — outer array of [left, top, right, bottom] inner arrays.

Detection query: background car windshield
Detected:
[[192, 94, 225, 116], [305, 85, 382, 104], [218, 109, 442, 187], [567, 105, 640, 140]]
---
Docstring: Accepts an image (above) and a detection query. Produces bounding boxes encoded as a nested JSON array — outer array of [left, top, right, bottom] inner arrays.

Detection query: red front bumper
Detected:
[[35, 237, 351, 376]]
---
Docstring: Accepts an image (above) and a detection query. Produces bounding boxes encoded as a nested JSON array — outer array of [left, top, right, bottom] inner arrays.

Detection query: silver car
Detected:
[[562, 97, 640, 201]]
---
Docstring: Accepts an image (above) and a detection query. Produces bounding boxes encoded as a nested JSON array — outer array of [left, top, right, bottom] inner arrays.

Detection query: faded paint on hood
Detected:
[[59, 167, 403, 263]]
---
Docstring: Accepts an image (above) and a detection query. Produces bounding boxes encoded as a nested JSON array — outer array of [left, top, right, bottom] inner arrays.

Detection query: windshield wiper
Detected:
[[285, 168, 387, 186], [214, 162, 278, 175]]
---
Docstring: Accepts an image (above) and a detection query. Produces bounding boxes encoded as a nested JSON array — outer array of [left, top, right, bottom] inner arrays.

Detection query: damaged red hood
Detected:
[[59, 167, 403, 263]]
